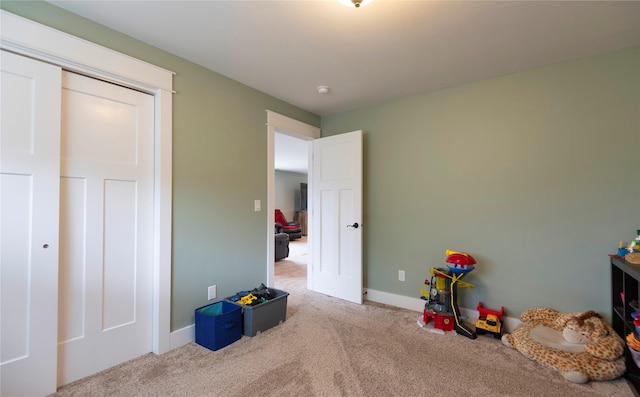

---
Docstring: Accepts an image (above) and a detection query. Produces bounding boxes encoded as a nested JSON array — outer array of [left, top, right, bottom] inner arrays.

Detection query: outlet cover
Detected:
[[398, 270, 405, 282]]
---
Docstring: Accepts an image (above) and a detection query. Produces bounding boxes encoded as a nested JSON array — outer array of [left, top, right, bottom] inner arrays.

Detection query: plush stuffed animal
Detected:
[[501, 307, 626, 383]]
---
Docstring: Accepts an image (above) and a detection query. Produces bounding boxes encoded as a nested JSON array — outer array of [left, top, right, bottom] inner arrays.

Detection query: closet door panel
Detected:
[[0, 50, 62, 397], [57, 71, 154, 386]]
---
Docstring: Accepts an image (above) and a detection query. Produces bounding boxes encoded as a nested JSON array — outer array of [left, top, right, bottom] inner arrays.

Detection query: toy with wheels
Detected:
[[475, 302, 504, 339]]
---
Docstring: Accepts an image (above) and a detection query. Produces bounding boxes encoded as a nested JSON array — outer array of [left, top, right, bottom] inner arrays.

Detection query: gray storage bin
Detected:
[[228, 288, 289, 336]]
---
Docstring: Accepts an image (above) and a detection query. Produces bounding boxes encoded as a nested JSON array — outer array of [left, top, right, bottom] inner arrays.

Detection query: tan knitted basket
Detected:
[[626, 253, 640, 265]]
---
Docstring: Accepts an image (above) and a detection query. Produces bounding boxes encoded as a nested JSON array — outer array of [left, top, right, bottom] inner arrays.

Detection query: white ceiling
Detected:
[[48, 0, 640, 117], [275, 133, 310, 174], [46, 0, 640, 173]]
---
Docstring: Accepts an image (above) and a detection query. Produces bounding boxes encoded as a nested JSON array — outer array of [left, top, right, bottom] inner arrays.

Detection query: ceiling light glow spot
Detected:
[[337, 0, 372, 8]]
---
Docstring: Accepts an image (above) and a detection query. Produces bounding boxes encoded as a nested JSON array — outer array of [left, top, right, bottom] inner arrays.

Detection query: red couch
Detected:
[[275, 209, 302, 240]]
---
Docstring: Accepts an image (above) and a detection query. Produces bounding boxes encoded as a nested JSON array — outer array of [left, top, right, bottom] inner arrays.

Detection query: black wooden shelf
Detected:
[[611, 256, 640, 397]]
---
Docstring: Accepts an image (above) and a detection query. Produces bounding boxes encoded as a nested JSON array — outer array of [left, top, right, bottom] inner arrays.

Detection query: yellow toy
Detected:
[[475, 302, 504, 339], [237, 293, 257, 305]]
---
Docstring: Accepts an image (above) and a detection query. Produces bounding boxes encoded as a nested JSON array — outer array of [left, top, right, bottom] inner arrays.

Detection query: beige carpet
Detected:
[[50, 238, 633, 396]]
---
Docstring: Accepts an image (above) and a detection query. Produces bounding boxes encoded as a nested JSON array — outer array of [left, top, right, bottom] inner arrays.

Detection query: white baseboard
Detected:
[[366, 289, 426, 312], [170, 324, 194, 349], [365, 288, 520, 333]]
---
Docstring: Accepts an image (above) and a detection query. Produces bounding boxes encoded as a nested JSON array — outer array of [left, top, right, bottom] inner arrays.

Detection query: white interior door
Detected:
[[310, 130, 363, 304], [0, 51, 62, 396], [57, 71, 154, 386]]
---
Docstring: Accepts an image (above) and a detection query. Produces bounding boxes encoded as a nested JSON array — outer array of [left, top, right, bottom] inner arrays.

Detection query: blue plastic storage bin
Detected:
[[195, 301, 242, 351]]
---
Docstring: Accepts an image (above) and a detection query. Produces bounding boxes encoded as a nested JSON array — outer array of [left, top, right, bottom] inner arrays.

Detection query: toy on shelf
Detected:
[[475, 302, 505, 339], [632, 229, 640, 251], [618, 229, 640, 255], [418, 249, 477, 339], [618, 229, 640, 264]]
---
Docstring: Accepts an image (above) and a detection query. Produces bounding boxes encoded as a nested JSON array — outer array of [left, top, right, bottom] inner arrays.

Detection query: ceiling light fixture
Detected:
[[317, 85, 330, 95], [338, 0, 371, 8]]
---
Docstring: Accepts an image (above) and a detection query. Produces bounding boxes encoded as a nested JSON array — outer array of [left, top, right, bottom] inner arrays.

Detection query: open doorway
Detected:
[[265, 110, 320, 290], [274, 132, 309, 290]]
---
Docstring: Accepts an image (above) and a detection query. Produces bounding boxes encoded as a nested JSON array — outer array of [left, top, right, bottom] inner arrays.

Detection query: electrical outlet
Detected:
[[208, 285, 217, 300], [398, 270, 405, 282]]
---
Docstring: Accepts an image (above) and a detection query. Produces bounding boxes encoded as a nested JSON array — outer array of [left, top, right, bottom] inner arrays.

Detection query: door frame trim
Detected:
[[266, 110, 319, 288], [1, 10, 174, 355]]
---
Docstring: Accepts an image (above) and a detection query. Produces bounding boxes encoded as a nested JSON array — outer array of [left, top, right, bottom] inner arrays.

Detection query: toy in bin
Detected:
[[475, 302, 505, 339], [228, 284, 275, 305]]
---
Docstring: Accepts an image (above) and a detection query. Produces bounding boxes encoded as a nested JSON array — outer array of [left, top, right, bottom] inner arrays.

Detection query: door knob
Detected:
[[347, 222, 359, 229]]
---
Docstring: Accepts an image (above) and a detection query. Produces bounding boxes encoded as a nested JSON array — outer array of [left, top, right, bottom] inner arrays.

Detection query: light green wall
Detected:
[[1, 1, 320, 330], [322, 46, 640, 319]]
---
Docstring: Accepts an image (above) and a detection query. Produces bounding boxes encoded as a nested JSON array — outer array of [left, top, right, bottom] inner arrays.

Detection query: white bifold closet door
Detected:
[[1, 49, 62, 397], [1, 50, 155, 395], [57, 71, 154, 386]]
